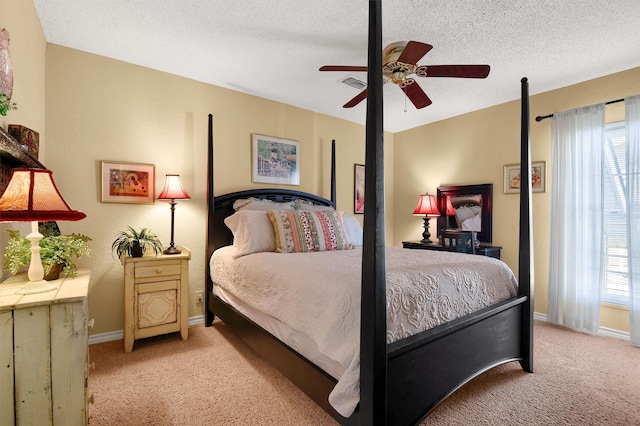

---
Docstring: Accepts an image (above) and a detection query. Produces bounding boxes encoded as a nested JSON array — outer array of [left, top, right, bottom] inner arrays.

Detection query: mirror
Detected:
[[437, 183, 493, 243]]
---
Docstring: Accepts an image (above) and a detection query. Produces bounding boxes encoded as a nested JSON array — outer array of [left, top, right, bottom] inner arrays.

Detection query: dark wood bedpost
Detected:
[[518, 78, 534, 372], [360, 0, 387, 424], [205, 113, 215, 326], [331, 139, 336, 207]]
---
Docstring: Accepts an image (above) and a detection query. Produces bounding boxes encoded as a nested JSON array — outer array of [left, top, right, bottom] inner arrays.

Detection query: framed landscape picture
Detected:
[[504, 161, 546, 194], [252, 134, 299, 185], [101, 161, 155, 203]]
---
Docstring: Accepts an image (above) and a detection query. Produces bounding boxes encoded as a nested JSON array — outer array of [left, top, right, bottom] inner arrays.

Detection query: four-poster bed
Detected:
[[204, 3, 533, 425]]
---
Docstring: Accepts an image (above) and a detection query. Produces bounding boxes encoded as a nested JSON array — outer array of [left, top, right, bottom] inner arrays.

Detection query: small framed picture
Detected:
[[101, 161, 155, 203], [354, 164, 365, 214], [252, 134, 299, 185], [504, 161, 546, 194]]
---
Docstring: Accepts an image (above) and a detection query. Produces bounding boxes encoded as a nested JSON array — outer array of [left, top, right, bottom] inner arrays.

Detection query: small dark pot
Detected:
[[129, 241, 144, 258], [44, 263, 64, 281]]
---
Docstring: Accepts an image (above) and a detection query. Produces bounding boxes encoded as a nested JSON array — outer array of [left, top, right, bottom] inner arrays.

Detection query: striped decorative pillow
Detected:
[[267, 210, 353, 253]]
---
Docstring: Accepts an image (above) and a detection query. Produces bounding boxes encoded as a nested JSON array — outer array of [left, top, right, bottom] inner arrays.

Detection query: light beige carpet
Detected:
[[87, 320, 640, 425]]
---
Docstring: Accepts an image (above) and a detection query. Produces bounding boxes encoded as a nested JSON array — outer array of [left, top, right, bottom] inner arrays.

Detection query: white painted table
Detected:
[[0, 269, 91, 426]]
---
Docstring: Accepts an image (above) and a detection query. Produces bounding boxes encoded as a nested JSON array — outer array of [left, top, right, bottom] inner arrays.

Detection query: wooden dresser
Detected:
[[0, 269, 91, 426], [122, 248, 190, 353]]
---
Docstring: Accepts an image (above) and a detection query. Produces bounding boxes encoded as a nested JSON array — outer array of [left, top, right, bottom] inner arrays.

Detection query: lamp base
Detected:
[[420, 217, 433, 244], [163, 245, 182, 255], [16, 280, 58, 295]]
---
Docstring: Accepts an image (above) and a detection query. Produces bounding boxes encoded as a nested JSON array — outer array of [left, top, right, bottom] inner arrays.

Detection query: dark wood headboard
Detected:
[[210, 188, 335, 250]]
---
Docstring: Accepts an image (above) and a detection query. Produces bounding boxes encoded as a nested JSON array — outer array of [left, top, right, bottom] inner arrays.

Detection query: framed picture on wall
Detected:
[[354, 164, 365, 214], [504, 161, 546, 194], [252, 134, 300, 185], [101, 161, 155, 203]]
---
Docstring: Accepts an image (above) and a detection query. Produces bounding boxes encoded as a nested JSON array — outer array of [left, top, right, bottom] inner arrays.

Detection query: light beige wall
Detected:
[[0, 0, 47, 281], [43, 44, 394, 335], [393, 67, 640, 333]]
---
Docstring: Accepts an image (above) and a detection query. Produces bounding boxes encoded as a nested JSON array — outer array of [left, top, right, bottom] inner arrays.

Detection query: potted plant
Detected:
[[111, 226, 163, 259], [0, 93, 17, 116], [3, 224, 91, 280]]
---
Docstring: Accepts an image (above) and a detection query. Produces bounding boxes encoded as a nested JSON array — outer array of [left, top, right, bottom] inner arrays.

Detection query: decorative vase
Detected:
[[44, 263, 64, 281], [130, 241, 144, 258], [0, 28, 13, 99]]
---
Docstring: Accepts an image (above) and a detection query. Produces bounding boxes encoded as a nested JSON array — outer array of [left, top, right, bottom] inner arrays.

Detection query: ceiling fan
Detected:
[[319, 41, 490, 109]]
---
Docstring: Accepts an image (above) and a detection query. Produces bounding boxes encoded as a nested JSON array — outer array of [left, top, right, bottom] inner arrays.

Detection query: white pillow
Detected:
[[233, 197, 295, 211], [224, 210, 276, 258], [342, 214, 363, 247]]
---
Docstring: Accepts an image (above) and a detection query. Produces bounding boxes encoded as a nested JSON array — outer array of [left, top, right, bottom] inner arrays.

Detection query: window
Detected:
[[602, 122, 629, 305]]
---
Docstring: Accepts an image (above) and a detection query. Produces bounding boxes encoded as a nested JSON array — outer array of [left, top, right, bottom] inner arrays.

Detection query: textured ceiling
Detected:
[[34, 1, 640, 133]]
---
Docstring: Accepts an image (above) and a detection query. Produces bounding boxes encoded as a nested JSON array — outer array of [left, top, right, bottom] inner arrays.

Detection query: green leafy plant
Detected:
[[111, 226, 163, 258], [3, 227, 91, 279], [0, 93, 17, 116]]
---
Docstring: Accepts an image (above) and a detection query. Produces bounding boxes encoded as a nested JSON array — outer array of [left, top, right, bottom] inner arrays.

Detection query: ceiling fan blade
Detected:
[[320, 65, 368, 72], [397, 41, 433, 65], [343, 89, 367, 108], [415, 65, 490, 78], [400, 78, 432, 109]]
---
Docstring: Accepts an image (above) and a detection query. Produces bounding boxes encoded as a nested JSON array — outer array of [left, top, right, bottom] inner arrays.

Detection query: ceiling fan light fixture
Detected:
[[383, 41, 407, 64], [320, 40, 490, 109]]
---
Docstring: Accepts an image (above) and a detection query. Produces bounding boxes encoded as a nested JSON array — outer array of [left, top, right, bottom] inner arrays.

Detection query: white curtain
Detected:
[[548, 104, 605, 333], [626, 95, 640, 347]]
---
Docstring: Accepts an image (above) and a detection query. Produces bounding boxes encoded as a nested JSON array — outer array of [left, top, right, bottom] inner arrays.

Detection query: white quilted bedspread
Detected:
[[210, 246, 517, 417]]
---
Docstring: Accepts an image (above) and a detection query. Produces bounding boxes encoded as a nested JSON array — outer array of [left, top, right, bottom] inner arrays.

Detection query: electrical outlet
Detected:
[[196, 291, 204, 304]]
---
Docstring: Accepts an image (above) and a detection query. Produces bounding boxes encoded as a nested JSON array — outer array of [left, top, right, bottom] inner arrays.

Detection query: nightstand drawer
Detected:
[[135, 261, 181, 279]]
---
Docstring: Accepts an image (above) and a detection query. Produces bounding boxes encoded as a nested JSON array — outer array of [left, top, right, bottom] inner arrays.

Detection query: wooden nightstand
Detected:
[[0, 269, 91, 426], [122, 248, 190, 353], [402, 240, 502, 259]]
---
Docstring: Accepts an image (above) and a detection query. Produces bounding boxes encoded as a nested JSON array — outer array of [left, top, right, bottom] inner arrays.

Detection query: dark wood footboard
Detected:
[[387, 297, 527, 425]]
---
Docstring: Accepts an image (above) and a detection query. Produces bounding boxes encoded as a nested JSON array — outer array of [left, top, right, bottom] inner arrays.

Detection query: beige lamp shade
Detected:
[[157, 174, 191, 200]]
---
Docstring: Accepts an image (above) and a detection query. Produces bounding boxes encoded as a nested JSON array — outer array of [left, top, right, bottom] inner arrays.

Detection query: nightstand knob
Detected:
[[88, 318, 95, 328], [89, 361, 95, 370], [87, 393, 95, 405], [156, 268, 163, 274]]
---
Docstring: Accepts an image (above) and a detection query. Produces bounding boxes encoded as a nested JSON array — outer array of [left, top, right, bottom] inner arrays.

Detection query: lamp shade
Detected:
[[0, 168, 86, 222], [412, 193, 440, 217], [157, 174, 191, 200]]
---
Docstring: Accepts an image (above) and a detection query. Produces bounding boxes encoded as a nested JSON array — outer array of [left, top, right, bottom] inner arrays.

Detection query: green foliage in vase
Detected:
[[111, 226, 163, 258], [3, 227, 91, 278], [0, 93, 17, 116]]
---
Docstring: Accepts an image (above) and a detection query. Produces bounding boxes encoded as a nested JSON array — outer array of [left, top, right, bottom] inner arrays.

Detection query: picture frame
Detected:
[[101, 161, 155, 204], [252, 134, 299, 185], [354, 164, 365, 214], [504, 161, 546, 194]]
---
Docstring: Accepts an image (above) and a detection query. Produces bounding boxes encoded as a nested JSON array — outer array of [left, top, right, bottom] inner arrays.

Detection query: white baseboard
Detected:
[[533, 312, 630, 341], [88, 315, 205, 345], [90, 313, 630, 344]]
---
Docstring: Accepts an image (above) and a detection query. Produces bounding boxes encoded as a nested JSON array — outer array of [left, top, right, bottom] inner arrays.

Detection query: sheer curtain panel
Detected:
[[626, 95, 640, 347], [548, 105, 605, 333]]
